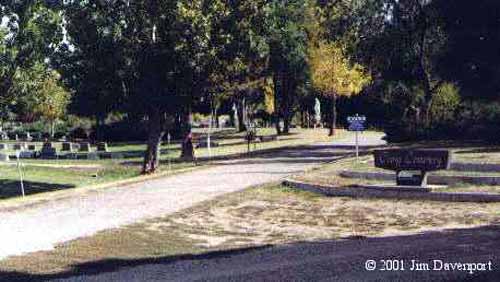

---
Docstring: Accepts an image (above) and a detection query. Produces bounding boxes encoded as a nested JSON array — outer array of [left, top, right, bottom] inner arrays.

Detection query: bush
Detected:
[[430, 82, 461, 125], [69, 127, 90, 140], [94, 120, 149, 142]]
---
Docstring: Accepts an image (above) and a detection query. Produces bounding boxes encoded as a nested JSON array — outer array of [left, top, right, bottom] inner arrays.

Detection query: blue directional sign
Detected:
[[347, 114, 366, 132]]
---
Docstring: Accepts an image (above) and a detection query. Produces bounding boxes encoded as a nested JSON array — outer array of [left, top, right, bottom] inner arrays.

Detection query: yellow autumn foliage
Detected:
[[309, 41, 371, 97]]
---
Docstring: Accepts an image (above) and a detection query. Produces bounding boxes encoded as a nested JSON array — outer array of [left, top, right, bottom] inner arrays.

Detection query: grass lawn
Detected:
[[1, 184, 499, 275], [0, 128, 340, 201]]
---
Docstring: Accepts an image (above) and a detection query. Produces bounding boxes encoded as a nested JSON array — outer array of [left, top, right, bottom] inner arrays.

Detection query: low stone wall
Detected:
[[450, 162, 500, 172], [339, 171, 500, 186], [283, 179, 500, 203]]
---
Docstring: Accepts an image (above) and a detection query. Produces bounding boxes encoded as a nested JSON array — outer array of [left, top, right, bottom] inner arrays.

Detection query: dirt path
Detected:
[[0, 132, 386, 260]]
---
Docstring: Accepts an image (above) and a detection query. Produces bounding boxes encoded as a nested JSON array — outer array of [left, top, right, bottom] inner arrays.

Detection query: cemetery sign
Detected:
[[374, 149, 451, 187], [347, 114, 366, 132], [347, 114, 366, 161]]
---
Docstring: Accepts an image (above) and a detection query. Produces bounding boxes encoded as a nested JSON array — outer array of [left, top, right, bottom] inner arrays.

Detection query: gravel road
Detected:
[[0, 132, 386, 260]]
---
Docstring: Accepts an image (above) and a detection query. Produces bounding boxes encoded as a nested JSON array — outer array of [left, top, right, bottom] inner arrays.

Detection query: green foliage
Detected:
[[430, 82, 461, 124], [0, 1, 63, 102], [32, 71, 71, 124], [264, 0, 311, 131]]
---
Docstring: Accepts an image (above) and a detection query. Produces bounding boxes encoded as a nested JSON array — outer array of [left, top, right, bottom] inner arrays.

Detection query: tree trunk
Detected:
[[214, 108, 220, 128], [329, 93, 337, 136], [283, 114, 290, 134], [94, 114, 106, 142], [236, 98, 247, 132], [274, 113, 282, 135], [180, 108, 195, 161], [50, 120, 55, 138], [229, 105, 236, 128], [142, 110, 166, 174]]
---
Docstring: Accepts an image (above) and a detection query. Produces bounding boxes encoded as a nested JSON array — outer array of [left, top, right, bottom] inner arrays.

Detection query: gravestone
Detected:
[[13, 143, 28, 151], [79, 142, 92, 152], [62, 142, 74, 152], [87, 152, 100, 160], [0, 153, 9, 161], [0, 143, 7, 150], [0, 132, 8, 140], [97, 142, 108, 152], [28, 144, 37, 151], [19, 151, 35, 159], [19, 132, 32, 141], [374, 149, 450, 187], [31, 132, 43, 142], [40, 142, 57, 159]]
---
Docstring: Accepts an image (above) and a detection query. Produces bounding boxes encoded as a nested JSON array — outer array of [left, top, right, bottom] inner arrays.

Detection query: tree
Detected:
[[0, 1, 63, 106], [434, 0, 500, 100], [61, 0, 241, 173], [33, 71, 70, 137], [56, 2, 125, 141], [264, 0, 310, 134], [309, 41, 371, 135], [352, 0, 447, 128]]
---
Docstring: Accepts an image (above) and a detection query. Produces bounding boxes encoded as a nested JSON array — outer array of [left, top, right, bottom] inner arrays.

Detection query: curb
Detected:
[[339, 171, 500, 186], [0, 165, 208, 213], [283, 179, 500, 203]]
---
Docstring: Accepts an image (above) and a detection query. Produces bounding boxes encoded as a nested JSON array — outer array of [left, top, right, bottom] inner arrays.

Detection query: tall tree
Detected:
[[264, 0, 310, 134], [309, 41, 371, 135], [434, 0, 500, 100], [353, 0, 447, 127], [57, 2, 125, 140], [62, 0, 239, 173], [0, 1, 63, 113]]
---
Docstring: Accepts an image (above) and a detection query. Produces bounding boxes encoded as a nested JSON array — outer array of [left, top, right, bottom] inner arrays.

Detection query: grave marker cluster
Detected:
[[79, 142, 92, 152], [40, 142, 57, 159], [97, 142, 108, 152]]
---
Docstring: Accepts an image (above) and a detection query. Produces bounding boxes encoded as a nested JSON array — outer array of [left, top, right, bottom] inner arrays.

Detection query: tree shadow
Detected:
[[120, 142, 381, 167], [0, 245, 272, 282], [0, 180, 74, 199], [1, 225, 499, 281]]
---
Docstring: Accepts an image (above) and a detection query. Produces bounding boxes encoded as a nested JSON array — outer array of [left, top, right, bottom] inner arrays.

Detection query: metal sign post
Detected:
[[15, 151, 25, 198], [167, 132, 172, 171], [207, 117, 212, 159], [347, 114, 367, 163], [355, 130, 359, 161]]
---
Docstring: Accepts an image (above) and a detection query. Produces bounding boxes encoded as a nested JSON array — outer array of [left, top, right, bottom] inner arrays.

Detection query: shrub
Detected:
[[430, 82, 461, 125], [95, 120, 149, 142], [69, 127, 90, 140]]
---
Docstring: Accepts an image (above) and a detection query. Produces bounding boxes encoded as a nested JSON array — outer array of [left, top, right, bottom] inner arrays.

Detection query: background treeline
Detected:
[[0, 0, 499, 173]]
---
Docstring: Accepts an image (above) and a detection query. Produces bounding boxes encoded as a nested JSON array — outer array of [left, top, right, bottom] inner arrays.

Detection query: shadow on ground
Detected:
[[2, 225, 499, 281], [120, 143, 383, 167], [0, 180, 74, 199]]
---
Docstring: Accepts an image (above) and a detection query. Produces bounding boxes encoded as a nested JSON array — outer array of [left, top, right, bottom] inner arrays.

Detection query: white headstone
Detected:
[[0, 153, 10, 161]]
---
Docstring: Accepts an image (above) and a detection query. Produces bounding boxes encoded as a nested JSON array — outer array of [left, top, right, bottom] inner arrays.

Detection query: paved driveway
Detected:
[[0, 132, 386, 260]]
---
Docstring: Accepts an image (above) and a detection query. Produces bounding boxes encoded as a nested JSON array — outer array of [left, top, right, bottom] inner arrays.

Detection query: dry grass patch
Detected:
[[2, 184, 499, 275]]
